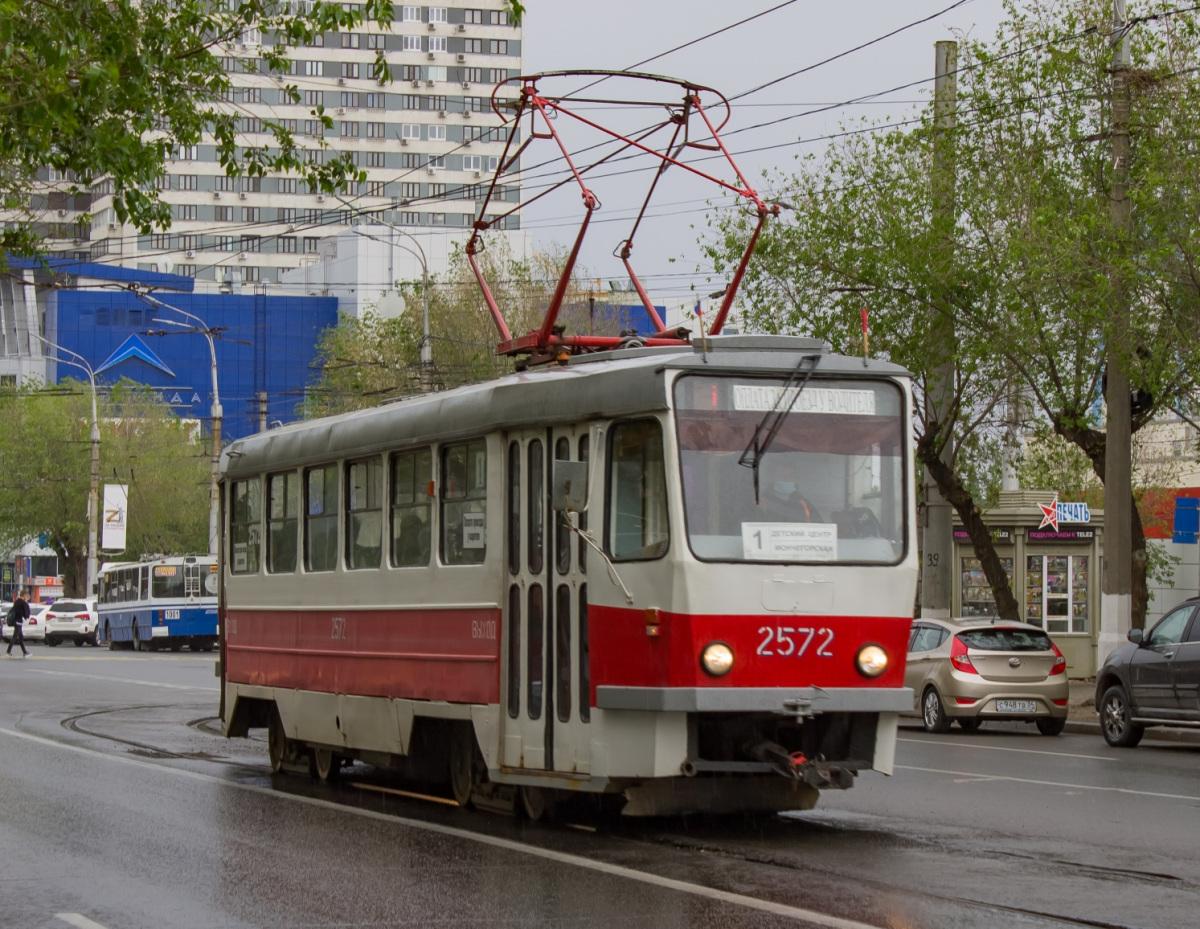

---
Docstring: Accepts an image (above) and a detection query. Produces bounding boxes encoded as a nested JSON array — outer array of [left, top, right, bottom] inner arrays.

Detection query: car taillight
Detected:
[[1049, 641, 1067, 675], [75, 613, 87, 619], [950, 635, 977, 673]]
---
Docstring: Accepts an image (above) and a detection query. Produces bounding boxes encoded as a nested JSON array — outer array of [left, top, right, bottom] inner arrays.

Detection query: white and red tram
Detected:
[[218, 335, 918, 815]]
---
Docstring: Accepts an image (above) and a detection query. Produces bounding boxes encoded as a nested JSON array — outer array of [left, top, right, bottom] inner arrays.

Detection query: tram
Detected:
[[97, 555, 219, 651], [217, 72, 919, 815]]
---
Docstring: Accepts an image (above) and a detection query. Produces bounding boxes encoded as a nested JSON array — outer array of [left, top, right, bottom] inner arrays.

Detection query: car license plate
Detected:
[[996, 699, 1036, 713]]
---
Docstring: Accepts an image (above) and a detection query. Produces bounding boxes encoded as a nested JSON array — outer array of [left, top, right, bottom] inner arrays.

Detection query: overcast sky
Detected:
[[513, 0, 1010, 321]]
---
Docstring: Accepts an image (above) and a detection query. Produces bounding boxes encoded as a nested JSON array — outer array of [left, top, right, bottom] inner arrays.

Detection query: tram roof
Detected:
[[222, 336, 911, 478]]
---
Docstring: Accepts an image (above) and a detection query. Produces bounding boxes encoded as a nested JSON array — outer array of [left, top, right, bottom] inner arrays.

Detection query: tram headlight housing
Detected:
[[700, 641, 734, 677], [855, 644, 889, 678]]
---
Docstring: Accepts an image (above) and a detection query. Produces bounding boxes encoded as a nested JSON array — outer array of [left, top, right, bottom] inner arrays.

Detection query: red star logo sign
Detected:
[[1038, 495, 1059, 531]]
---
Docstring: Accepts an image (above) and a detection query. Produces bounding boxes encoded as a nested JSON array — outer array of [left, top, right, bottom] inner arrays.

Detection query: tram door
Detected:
[[502, 428, 592, 774]]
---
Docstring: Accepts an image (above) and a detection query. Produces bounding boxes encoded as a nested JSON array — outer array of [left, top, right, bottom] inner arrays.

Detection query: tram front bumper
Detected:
[[595, 686, 913, 715]]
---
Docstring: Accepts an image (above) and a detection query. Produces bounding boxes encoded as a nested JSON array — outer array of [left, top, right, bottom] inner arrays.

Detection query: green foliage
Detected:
[[304, 243, 583, 415], [0, 0, 520, 260], [0, 379, 208, 595], [1017, 424, 1104, 503]]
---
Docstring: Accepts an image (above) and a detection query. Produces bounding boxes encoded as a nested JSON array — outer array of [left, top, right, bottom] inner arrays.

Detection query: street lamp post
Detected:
[[335, 196, 433, 390], [143, 301, 223, 557], [38, 336, 100, 595]]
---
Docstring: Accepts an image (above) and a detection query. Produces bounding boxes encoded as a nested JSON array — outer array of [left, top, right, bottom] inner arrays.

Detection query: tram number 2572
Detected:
[[756, 626, 834, 658]]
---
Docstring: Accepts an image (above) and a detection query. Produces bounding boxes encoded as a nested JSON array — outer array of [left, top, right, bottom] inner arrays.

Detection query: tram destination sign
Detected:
[[733, 385, 876, 415], [742, 522, 838, 561]]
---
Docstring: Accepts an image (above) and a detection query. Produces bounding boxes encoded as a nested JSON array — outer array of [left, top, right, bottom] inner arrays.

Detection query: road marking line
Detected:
[[4, 727, 875, 929], [22, 668, 218, 692], [56, 915, 111, 929], [898, 737, 1116, 762], [898, 764, 1200, 801]]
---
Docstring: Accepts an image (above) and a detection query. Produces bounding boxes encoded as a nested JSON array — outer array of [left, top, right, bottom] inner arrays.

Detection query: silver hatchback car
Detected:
[[905, 618, 1070, 735]]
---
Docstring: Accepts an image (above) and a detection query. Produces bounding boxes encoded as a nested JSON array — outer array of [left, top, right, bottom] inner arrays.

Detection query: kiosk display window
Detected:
[[1026, 554, 1089, 633], [960, 556, 1014, 618]]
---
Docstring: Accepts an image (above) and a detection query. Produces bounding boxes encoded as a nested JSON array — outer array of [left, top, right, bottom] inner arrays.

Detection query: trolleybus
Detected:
[[218, 336, 918, 815], [97, 555, 219, 652]]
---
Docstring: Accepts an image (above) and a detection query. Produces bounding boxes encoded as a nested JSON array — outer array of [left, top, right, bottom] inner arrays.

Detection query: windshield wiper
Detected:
[[738, 353, 822, 504]]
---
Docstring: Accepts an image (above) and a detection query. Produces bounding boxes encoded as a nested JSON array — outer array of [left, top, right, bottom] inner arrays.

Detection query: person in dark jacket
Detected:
[[6, 589, 30, 657]]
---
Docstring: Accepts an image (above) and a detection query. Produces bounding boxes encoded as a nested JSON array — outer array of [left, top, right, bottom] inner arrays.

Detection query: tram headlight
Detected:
[[855, 644, 889, 678], [700, 641, 734, 677]]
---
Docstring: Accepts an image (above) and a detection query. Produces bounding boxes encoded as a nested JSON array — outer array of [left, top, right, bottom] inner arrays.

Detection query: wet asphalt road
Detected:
[[1, 648, 1197, 929]]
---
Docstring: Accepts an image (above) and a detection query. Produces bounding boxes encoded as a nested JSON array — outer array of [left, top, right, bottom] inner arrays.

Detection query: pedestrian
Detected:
[[6, 589, 30, 657]]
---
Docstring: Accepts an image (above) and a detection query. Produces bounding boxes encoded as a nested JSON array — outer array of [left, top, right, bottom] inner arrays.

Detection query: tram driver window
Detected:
[[608, 419, 670, 561], [391, 448, 432, 567], [230, 478, 262, 574], [267, 472, 299, 574], [305, 464, 340, 572], [442, 439, 487, 565], [346, 458, 383, 570]]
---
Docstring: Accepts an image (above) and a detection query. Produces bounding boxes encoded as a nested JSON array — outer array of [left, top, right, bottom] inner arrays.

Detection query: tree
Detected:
[[704, 0, 1200, 626], [0, 379, 209, 596], [0, 0, 524, 258], [304, 243, 589, 415]]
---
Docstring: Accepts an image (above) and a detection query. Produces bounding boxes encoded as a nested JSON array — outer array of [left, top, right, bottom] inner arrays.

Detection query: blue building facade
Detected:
[[39, 264, 338, 441]]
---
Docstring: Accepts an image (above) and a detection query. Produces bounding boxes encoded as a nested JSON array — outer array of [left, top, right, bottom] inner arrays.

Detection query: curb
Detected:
[[1064, 718, 1200, 745]]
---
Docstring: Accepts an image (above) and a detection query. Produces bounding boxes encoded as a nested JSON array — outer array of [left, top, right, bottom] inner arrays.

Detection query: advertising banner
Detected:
[[101, 483, 129, 552]]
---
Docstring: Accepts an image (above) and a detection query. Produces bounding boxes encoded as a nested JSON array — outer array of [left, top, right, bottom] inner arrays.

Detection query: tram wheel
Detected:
[[313, 747, 342, 783], [519, 785, 557, 823], [106, 624, 117, 651], [267, 705, 288, 774], [132, 623, 145, 652], [448, 725, 480, 807], [170, 642, 183, 652]]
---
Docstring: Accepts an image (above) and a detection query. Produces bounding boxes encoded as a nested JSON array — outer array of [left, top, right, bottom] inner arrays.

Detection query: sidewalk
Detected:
[[1065, 677, 1200, 744]]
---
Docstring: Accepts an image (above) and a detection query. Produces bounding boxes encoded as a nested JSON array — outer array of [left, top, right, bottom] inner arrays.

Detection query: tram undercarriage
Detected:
[[224, 686, 894, 817]]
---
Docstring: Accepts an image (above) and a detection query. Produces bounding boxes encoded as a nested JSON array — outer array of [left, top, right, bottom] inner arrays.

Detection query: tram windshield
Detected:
[[675, 374, 906, 564]]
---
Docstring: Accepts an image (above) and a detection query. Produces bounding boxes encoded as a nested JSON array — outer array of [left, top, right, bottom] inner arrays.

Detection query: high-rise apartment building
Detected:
[[61, 3, 523, 288]]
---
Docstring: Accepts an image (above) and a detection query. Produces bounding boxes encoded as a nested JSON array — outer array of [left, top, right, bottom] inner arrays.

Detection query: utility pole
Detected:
[[1102, 0, 1134, 656], [257, 391, 268, 433], [920, 40, 958, 619]]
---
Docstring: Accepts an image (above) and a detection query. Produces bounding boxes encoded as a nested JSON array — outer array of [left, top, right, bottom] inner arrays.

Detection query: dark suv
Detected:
[[1094, 597, 1200, 747]]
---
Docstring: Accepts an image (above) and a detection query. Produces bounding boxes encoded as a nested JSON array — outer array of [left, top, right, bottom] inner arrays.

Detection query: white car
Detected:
[[2, 601, 49, 644], [44, 598, 101, 647]]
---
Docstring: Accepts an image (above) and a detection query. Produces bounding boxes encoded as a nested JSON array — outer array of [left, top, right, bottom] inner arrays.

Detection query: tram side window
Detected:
[[230, 478, 262, 574], [442, 439, 487, 565], [391, 448, 432, 567], [268, 471, 299, 574], [306, 464, 339, 572], [608, 420, 670, 561], [139, 566, 149, 600], [152, 565, 184, 600], [346, 458, 383, 570]]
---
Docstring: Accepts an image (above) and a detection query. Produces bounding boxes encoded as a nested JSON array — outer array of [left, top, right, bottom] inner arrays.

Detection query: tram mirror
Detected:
[[553, 460, 589, 512]]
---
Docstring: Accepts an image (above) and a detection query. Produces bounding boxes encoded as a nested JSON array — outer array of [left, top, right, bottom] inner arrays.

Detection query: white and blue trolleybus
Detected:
[[97, 555, 219, 652]]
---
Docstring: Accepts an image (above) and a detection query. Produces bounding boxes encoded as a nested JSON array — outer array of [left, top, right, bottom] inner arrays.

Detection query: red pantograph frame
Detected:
[[465, 70, 777, 361]]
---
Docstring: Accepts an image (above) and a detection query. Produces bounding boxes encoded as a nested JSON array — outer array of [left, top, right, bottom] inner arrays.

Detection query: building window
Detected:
[[241, 235, 261, 252], [464, 38, 483, 53], [340, 92, 360, 108], [241, 117, 262, 134], [401, 123, 421, 140], [279, 178, 298, 194], [150, 234, 171, 250], [364, 151, 385, 167], [430, 212, 446, 225], [428, 65, 447, 82], [401, 182, 420, 199], [426, 94, 447, 111], [464, 8, 483, 24], [243, 266, 260, 282], [305, 464, 339, 572], [403, 34, 421, 51], [303, 120, 324, 137], [464, 96, 486, 112], [216, 175, 237, 192], [365, 121, 386, 138], [428, 183, 446, 198], [268, 472, 299, 574], [366, 92, 386, 109], [341, 61, 360, 79], [341, 32, 361, 49], [302, 208, 321, 224], [303, 237, 320, 253], [242, 87, 262, 104], [303, 90, 323, 107], [216, 205, 234, 222], [442, 439, 487, 565], [401, 64, 421, 82], [401, 5, 420, 21], [428, 154, 445, 169], [429, 35, 447, 53], [428, 124, 446, 141], [279, 236, 297, 253], [464, 67, 484, 83], [341, 121, 360, 137], [399, 211, 420, 225], [176, 144, 198, 160], [346, 458, 383, 570], [277, 207, 296, 224], [401, 94, 420, 110], [181, 235, 201, 251], [366, 33, 385, 50], [303, 60, 323, 76], [177, 204, 198, 221], [176, 264, 196, 278], [242, 207, 260, 223], [366, 181, 386, 197], [489, 39, 508, 55]]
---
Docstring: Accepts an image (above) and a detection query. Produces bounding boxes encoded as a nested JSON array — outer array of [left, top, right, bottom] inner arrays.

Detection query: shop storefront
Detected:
[[953, 491, 1102, 676]]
